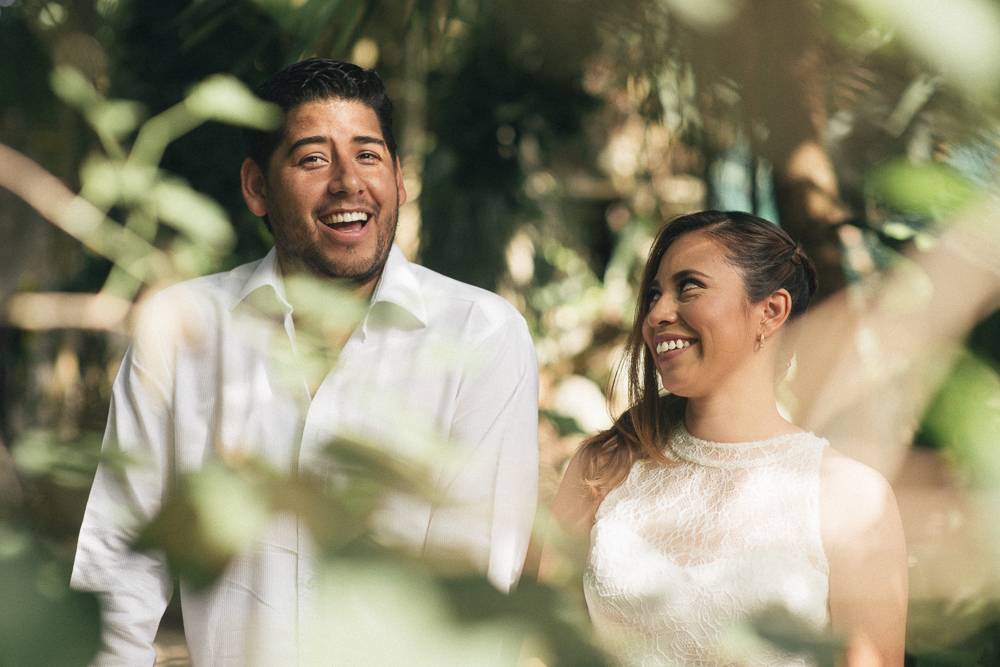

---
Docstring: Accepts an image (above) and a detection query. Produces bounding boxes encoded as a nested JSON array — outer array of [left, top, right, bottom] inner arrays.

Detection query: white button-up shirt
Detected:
[[71, 245, 539, 666]]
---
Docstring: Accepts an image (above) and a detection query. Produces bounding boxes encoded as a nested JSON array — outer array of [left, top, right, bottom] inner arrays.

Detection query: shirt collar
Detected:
[[230, 244, 428, 328], [366, 244, 428, 330], [231, 247, 291, 317]]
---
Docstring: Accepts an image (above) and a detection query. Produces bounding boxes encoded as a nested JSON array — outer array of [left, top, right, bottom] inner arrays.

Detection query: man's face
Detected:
[[241, 98, 406, 292]]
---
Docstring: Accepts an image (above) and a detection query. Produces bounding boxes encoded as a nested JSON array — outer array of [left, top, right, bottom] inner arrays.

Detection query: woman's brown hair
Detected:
[[578, 210, 819, 498]]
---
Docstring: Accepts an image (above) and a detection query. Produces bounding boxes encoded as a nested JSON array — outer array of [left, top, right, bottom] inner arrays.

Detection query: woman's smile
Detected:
[[641, 231, 759, 399]]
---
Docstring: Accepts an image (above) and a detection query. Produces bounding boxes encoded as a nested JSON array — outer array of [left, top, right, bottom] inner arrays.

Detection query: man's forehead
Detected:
[[280, 97, 382, 139]]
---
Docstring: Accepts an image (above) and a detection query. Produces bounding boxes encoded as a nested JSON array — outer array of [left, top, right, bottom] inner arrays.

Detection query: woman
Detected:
[[547, 211, 907, 666]]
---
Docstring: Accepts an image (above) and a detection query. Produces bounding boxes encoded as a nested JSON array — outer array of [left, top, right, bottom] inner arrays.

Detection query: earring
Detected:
[[758, 331, 765, 350]]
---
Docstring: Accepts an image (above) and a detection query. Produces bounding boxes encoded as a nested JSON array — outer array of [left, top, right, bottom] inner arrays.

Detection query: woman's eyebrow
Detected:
[[672, 269, 711, 282]]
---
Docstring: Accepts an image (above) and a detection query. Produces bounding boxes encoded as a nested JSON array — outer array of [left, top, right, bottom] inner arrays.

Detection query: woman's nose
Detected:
[[648, 297, 678, 325]]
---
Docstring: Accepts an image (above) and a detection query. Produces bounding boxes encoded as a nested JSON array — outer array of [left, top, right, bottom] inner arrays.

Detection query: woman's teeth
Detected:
[[656, 339, 693, 355]]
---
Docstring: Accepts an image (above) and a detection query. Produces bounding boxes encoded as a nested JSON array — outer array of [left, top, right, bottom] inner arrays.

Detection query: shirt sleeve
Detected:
[[71, 295, 179, 667], [421, 313, 539, 593]]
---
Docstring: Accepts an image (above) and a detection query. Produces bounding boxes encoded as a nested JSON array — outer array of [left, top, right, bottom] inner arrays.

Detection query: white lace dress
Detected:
[[584, 424, 830, 666]]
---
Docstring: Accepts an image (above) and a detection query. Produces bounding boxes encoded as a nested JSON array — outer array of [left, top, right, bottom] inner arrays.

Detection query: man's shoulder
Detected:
[[407, 263, 525, 332], [137, 257, 268, 334], [151, 257, 265, 308]]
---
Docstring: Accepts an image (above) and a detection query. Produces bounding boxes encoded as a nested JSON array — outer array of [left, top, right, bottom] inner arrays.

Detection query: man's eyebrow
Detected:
[[287, 136, 326, 155], [285, 135, 387, 155], [354, 135, 387, 149]]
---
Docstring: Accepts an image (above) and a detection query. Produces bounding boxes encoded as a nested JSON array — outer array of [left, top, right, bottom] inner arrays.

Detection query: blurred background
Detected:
[[2, 0, 1000, 664]]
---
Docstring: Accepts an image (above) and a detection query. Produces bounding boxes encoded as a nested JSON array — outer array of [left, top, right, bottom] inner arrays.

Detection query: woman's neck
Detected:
[[683, 375, 796, 444]]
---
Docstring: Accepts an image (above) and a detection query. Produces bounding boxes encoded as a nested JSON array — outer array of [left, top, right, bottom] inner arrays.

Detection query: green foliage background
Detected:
[[2, 0, 1000, 664]]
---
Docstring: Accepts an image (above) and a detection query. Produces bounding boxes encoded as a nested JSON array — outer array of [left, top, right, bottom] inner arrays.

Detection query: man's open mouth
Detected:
[[320, 211, 370, 232]]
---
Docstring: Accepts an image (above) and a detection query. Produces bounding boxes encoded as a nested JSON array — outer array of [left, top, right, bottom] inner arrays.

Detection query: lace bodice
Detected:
[[584, 425, 830, 666]]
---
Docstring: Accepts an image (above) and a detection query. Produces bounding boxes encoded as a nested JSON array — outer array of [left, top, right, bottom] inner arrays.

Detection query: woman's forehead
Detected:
[[658, 232, 731, 273]]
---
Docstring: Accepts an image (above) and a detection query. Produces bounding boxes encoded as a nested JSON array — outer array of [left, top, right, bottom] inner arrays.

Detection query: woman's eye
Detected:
[[679, 279, 701, 293], [646, 289, 662, 305]]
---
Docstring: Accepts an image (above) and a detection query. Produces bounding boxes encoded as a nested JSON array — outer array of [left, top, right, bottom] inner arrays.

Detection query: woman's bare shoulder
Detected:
[[818, 447, 902, 550]]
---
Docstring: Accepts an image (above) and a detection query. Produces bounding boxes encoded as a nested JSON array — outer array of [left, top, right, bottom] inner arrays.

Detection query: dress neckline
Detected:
[[667, 422, 818, 470]]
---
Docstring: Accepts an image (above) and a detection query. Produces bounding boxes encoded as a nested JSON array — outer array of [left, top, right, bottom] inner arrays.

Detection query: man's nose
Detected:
[[328, 155, 362, 195]]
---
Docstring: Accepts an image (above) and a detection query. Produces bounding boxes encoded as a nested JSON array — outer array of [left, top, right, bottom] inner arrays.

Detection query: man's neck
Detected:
[[276, 253, 380, 302]]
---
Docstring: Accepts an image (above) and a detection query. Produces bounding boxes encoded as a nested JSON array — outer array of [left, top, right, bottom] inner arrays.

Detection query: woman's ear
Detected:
[[241, 158, 268, 217], [762, 288, 793, 336]]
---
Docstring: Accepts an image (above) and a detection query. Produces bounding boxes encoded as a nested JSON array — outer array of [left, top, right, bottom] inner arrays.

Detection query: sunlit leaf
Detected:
[[89, 99, 147, 141], [868, 158, 977, 218], [923, 351, 1000, 487], [49, 65, 99, 110], [184, 73, 281, 130], [152, 179, 236, 250], [284, 273, 370, 333], [302, 560, 515, 667], [189, 464, 271, 555], [657, 0, 740, 30], [168, 237, 221, 279], [881, 221, 918, 241], [847, 0, 1000, 95], [79, 154, 155, 208], [135, 464, 270, 589]]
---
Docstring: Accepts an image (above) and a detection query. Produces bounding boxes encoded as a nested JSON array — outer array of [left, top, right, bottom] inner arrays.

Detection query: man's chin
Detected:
[[310, 247, 391, 288]]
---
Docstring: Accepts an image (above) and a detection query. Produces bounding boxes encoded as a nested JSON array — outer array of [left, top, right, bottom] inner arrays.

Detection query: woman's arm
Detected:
[[820, 449, 909, 666], [538, 448, 602, 584]]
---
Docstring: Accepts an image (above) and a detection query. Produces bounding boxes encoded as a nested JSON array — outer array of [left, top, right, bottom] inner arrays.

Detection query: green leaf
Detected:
[[846, 0, 1000, 95], [151, 179, 236, 250], [135, 464, 270, 589], [868, 158, 977, 218], [184, 74, 281, 130], [922, 351, 1000, 487], [539, 409, 587, 436], [79, 155, 156, 208], [0, 524, 102, 667], [11, 430, 107, 489], [89, 99, 147, 141], [49, 65, 99, 110], [881, 221, 918, 241]]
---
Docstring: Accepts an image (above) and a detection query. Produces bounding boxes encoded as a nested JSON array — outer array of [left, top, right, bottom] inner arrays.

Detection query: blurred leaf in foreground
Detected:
[[923, 351, 1000, 488], [184, 73, 281, 129], [868, 158, 978, 220], [746, 604, 846, 667], [11, 429, 114, 489], [0, 523, 101, 667], [846, 0, 1000, 96]]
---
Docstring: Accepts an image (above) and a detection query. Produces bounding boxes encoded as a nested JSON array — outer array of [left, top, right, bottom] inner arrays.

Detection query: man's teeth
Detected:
[[323, 211, 368, 225], [656, 339, 693, 355]]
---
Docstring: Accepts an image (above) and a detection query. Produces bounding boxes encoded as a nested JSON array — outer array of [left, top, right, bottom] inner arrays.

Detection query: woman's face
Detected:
[[641, 231, 760, 399]]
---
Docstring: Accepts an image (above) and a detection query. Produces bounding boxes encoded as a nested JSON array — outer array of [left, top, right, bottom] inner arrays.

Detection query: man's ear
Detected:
[[241, 158, 268, 217], [394, 155, 407, 207], [762, 288, 793, 337]]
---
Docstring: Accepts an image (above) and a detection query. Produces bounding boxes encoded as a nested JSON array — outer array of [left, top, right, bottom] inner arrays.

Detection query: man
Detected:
[[72, 59, 539, 666]]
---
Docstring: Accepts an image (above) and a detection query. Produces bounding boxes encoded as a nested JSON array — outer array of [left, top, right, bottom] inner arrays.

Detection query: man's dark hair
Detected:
[[242, 58, 397, 172]]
